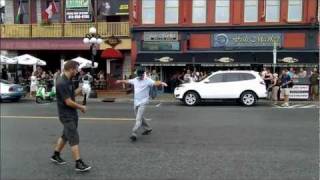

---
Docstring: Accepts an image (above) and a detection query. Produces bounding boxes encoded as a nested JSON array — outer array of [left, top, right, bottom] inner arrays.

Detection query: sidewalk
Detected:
[[94, 93, 319, 105], [96, 93, 176, 103], [23, 93, 319, 105]]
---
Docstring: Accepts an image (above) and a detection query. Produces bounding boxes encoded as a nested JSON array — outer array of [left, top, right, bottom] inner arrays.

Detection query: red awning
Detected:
[[101, 48, 123, 59]]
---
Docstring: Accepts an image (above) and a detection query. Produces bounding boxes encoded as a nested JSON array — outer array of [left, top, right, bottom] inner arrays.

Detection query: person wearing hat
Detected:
[[116, 67, 168, 141]]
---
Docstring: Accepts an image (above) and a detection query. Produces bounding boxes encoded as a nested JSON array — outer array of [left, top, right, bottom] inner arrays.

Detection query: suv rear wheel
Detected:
[[240, 91, 257, 106], [183, 91, 200, 106]]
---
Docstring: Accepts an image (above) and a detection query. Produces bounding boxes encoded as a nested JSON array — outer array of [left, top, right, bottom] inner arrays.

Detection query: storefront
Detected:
[[133, 29, 318, 95]]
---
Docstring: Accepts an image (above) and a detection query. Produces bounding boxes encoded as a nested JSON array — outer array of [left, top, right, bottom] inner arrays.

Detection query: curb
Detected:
[[20, 97, 319, 105]]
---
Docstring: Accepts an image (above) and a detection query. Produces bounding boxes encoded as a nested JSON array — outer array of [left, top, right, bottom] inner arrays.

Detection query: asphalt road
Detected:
[[0, 99, 319, 180]]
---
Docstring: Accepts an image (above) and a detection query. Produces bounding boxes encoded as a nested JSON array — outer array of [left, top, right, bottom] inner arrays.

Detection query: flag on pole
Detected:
[[42, 0, 57, 22], [15, 0, 25, 23]]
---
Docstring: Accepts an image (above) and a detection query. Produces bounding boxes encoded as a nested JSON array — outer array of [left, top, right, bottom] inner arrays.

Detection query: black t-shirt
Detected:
[[56, 74, 78, 120]]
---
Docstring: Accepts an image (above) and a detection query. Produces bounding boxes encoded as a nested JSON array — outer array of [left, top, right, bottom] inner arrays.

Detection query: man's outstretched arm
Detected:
[[154, 81, 168, 87]]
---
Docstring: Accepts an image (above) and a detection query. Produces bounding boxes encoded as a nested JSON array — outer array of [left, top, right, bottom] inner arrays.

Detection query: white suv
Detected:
[[174, 70, 267, 106]]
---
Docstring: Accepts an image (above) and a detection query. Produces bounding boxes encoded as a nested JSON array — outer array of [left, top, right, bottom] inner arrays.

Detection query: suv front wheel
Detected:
[[240, 91, 257, 106], [183, 91, 200, 106]]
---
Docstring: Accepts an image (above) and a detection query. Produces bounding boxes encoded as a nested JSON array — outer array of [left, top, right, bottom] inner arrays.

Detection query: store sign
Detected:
[[141, 63, 185, 67], [201, 64, 251, 67], [66, 0, 89, 8], [280, 85, 310, 100], [213, 33, 282, 47], [154, 57, 173, 63], [98, 0, 129, 16], [144, 32, 179, 41], [105, 35, 121, 47], [278, 57, 299, 63], [65, 0, 92, 22], [214, 57, 234, 63], [142, 41, 180, 51]]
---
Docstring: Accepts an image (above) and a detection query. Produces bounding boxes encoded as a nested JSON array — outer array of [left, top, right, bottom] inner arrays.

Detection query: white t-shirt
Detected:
[[128, 77, 155, 107]]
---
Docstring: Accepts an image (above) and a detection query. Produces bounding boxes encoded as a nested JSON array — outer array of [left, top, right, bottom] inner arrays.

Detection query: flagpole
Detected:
[[61, 0, 65, 37], [29, 0, 32, 37]]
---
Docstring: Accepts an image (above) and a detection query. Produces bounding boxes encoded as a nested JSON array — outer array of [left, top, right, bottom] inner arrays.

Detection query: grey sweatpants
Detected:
[[132, 104, 151, 136]]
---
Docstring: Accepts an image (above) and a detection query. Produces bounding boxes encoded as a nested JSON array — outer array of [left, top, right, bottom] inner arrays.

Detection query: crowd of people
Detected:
[[28, 67, 61, 97], [1, 65, 319, 104], [261, 67, 319, 106]]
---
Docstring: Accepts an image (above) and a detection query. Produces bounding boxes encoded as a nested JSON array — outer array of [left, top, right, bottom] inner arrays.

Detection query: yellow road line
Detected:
[[0, 116, 135, 121]]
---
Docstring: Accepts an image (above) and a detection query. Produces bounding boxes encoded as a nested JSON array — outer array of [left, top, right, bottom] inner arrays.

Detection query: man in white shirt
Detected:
[[116, 67, 167, 142]]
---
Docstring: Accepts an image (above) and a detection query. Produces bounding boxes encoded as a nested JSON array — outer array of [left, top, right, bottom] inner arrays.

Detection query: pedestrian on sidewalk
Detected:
[[309, 68, 319, 101], [30, 72, 38, 97], [271, 73, 280, 104], [50, 61, 91, 172], [116, 67, 168, 142], [81, 72, 92, 105], [280, 69, 293, 107]]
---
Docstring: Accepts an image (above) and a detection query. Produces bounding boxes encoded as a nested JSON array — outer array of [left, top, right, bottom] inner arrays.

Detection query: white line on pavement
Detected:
[[300, 105, 317, 108], [0, 116, 135, 121], [287, 104, 301, 108]]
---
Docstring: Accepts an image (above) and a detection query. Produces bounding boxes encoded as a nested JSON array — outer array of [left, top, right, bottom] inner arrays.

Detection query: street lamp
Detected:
[[83, 27, 103, 98]]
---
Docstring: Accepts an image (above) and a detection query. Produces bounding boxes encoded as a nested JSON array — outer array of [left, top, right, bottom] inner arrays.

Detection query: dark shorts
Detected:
[[60, 118, 79, 146]]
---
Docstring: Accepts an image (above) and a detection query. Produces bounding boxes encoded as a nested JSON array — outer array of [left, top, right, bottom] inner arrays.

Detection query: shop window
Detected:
[[215, 0, 230, 23], [15, 0, 29, 24], [165, 0, 179, 24], [141, 41, 180, 51], [244, 0, 258, 22], [288, 0, 303, 22], [265, 0, 280, 22], [142, 0, 155, 24], [192, 0, 206, 23]]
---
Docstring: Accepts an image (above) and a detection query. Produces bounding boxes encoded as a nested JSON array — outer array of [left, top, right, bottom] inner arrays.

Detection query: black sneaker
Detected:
[[50, 154, 66, 165], [142, 129, 152, 135], [75, 159, 91, 172], [130, 135, 137, 142]]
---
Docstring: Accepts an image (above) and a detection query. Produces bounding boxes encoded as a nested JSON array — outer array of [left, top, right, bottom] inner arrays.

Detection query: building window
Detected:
[[165, 0, 179, 24], [215, 0, 230, 23], [244, 0, 258, 22], [265, 0, 280, 22], [192, 0, 206, 23], [15, 0, 29, 24], [45, 0, 61, 23], [142, 0, 155, 24], [288, 0, 303, 21]]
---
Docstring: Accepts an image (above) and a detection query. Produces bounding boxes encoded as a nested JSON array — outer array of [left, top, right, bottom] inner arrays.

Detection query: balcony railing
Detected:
[[0, 22, 130, 38]]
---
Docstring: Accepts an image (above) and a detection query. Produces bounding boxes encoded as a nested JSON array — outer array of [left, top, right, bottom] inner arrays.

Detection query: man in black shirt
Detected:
[[50, 61, 91, 172]]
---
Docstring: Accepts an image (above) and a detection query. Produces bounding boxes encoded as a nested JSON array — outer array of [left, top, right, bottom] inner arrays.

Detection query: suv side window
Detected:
[[223, 73, 240, 82], [240, 73, 256, 81], [208, 74, 224, 83]]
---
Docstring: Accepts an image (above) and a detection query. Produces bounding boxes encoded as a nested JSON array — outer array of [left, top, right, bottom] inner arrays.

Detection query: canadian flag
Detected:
[[42, 0, 57, 21]]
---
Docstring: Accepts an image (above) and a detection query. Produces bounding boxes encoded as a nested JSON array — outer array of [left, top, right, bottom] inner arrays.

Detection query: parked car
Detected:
[[0, 79, 26, 102], [174, 70, 267, 106]]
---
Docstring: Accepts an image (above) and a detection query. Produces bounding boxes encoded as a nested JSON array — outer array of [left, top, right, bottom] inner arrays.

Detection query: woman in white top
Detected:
[[30, 72, 38, 97]]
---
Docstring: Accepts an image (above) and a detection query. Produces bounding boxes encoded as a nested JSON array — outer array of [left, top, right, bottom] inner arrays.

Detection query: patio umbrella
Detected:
[[13, 54, 46, 66], [0, 55, 17, 64], [12, 54, 46, 72], [70, 56, 98, 69]]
